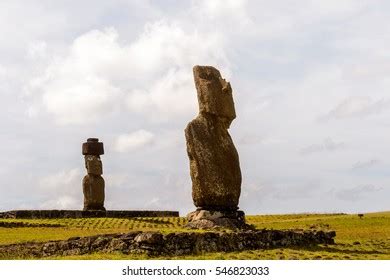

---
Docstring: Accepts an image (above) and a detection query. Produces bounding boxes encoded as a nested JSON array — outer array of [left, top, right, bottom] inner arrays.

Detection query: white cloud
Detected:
[[0, 64, 6, 77], [351, 159, 380, 170], [0, 64, 12, 94], [300, 138, 346, 155], [36, 168, 82, 209], [3, 0, 390, 214], [43, 77, 121, 124], [26, 28, 124, 124], [335, 185, 383, 201], [114, 129, 155, 152], [126, 68, 197, 120], [192, 0, 252, 28], [26, 19, 230, 124], [39, 168, 81, 194], [129, 21, 228, 75], [27, 41, 47, 59], [104, 173, 129, 189], [124, 20, 230, 121], [40, 195, 79, 209], [323, 96, 390, 120]]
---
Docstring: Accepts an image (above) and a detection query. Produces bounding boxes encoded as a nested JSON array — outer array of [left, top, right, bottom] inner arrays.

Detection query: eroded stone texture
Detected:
[[186, 114, 241, 210], [85, 155, 103, 175], [82, 138, 104, 156], [185, 66, 243, 229], [186, 209, 249, 230], [0, 230, 336, 258], [82, 139, 105, 211], [194, 66, 236, 121], [83, 173, 105, 211]]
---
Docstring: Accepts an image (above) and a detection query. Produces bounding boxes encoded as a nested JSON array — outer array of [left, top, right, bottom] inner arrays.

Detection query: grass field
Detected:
[[1, 212, 389, 260]]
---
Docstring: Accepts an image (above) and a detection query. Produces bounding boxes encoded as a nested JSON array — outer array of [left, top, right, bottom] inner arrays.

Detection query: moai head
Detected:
[[85, 155, 103, 175], [82, 138, 104, 175], [193, 65, 236, 124]]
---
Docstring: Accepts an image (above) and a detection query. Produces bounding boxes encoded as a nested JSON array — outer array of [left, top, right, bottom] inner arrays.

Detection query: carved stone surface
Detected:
[[185, 65, 244, 229], [185, 114, 241, 210], [85, 155, 103, 175], [185, 66, 242, 211], [82, 138, 105, 211], [83, 174, 105, 211], [193, 65, 236, 120], [82, 138, 104, 156]]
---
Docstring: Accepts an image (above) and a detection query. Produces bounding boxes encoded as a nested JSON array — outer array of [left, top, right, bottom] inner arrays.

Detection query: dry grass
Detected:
[[1, 212, 389, 259]]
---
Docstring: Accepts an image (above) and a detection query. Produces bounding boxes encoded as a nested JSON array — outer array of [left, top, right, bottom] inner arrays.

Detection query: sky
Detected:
[[0, 0, 390, 215]]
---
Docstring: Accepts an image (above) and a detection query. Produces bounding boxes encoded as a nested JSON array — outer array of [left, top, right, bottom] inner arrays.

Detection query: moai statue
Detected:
[[82, 138, 105, 211], [185, 65, 248, 229]]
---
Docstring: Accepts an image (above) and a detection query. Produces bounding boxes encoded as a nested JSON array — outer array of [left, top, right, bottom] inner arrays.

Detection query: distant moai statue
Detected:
[[82, 138, 105, 211], [185, 65, 247, 229]]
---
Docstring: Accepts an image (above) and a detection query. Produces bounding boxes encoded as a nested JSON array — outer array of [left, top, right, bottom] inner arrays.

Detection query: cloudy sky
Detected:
[[1, 0, 390, 215]]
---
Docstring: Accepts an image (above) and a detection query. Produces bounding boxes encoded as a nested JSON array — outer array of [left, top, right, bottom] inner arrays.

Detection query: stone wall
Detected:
[[0, 210, 179, 219], [0, 229, 335, 258]]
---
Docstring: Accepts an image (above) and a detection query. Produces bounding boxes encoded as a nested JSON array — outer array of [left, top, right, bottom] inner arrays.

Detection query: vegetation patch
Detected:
[[0, 212, 389, 259], [0, 221, 62, 228], [0, 229, 334, 259]]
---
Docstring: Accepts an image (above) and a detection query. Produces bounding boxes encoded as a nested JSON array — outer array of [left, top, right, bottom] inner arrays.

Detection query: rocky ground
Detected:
[[0, 229, 335, 259]]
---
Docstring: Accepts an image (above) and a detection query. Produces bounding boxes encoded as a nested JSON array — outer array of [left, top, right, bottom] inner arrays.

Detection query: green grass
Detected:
[[0, 217, 190, 245], [1, 212, 390, 260]]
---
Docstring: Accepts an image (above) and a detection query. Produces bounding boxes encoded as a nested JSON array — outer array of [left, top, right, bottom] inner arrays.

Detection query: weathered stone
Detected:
[[134, 232, 164, 255], [185, 65, 244, 229], [82, 138, 104, 155], [186, 66, 241, 211], [107, 239, 128, 252], [84, 155, 103, 175], [193, 66, 236, 121], [186, 210, 250, 230], [91, 236, 113, 250], [83, 175, 105, 211], [187, 209, 224, 221], [134, 232, 163, 245], [0, 229, 336, 258], [82, 139, 105, 211]]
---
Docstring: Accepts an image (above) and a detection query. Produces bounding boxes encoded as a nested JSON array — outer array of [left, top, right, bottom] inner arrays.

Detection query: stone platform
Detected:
[[0, 210, 179, 219], [186, 209, 250, 229], [0, 229, 336, 258]]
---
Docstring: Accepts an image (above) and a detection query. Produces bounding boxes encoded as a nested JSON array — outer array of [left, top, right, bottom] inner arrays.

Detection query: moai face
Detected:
[[193, 65, 236, 122], [85, 155, 103, 175]]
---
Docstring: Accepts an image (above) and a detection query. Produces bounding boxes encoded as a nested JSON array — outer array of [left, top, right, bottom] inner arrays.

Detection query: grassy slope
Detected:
[[0, 212, 389, 260]]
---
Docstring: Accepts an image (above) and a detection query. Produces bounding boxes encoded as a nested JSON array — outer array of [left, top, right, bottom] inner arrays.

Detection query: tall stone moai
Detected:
[[185, 65, 247, 229], [82, 138, 105, 211]]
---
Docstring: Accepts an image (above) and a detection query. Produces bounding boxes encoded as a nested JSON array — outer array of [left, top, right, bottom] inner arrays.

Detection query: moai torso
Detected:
[[185, 66, 242, 211], [82, 138, 105, 211]]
